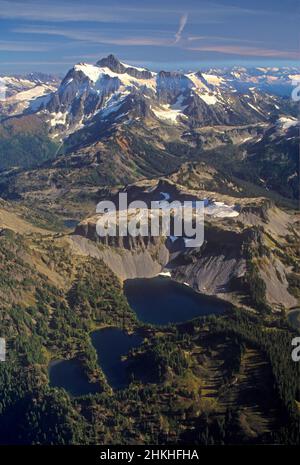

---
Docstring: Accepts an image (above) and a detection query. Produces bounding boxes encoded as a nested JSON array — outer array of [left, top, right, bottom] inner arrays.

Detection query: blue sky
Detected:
[[0, 0, 299, 74]]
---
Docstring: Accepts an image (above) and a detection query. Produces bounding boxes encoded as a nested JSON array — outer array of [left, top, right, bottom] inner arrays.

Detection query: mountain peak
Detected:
[[95, 54, 153, 79], [96, 54, 123, 73]]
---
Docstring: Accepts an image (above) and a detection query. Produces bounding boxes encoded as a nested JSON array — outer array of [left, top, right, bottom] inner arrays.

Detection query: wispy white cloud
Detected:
[[0, 0, 294, 37], [174, 13, 188, 44], [186, 44, 300, 59], [0, 1, 213, 24], [2, 0, 298, 71], [0, 40, 52, 51], [14, 26, 172, 47], [187, 36, 263, 44], [0, 0, 288, 23], [0, 0, 126, 22]]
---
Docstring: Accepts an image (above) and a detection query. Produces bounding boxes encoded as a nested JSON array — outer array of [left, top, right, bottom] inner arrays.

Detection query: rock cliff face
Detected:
[[70, 232, 170, 281], [72, 219, 247, 295], [173, 254, 246, 295], [170, 227, 247, 295], [259, 256, 297, 308], [71, 196, 300, 311]]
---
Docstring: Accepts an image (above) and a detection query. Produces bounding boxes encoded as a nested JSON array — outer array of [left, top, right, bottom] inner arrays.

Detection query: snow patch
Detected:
[[159, 271, 171, 277], [49, 111, 68, 127], [247, 102, 265, 116], [277, 116, 298, 130], [29, 93, 52, 111], [205, 201, 239, 218], [288, 74, 300, 81], [99, 92, 129, 119], [121, 62, 149, 72], [151, 95, 188, 123], [74, 63, 156, 91], [187, 73, 218, 105], [202, 73, 224, 86], [199, 93, 218, 105], [152, 104, 185, 123]]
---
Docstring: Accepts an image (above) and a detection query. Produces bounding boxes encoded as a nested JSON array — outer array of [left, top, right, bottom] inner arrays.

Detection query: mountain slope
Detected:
[[31, 55, 288, 140], [0, 73, 59, 118], [0, 56, 298, 201]]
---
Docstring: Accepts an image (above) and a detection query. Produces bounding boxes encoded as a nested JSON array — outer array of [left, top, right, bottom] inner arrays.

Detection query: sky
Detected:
[[0, 0, 299, 75]]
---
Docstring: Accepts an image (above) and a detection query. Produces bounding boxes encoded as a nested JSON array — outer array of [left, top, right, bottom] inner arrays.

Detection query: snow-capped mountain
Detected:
[[27, 55, 295, 141], [0, 74, 59, 118], [197, 66, 300, 96], [0, 56, 298, 192]]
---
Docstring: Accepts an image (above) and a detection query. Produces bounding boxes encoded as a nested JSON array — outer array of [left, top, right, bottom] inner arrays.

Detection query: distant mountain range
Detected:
[[0, 73, 59, 117], [0, 55, 298, 200], [19, 55, 298, 135]]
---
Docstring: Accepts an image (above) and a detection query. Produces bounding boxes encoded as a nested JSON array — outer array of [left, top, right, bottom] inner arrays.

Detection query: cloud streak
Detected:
[[0, 1, 248, 23], [174, 13, 188, 44], [1, 0, 298, 74], [0, 0, 126, 23], [14, 26, 172, 47], [186, 44, 300, 59], [0, 40, 52, 51], [187, 36, 263, 45]]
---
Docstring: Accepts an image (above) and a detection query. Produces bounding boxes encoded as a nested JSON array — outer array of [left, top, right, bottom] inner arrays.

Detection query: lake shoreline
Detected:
[[124, 276, 230, 326]]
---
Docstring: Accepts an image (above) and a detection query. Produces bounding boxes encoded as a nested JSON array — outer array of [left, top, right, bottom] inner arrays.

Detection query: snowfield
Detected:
[[74, 63, 157, 91], [151, 103, 186, 123]]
